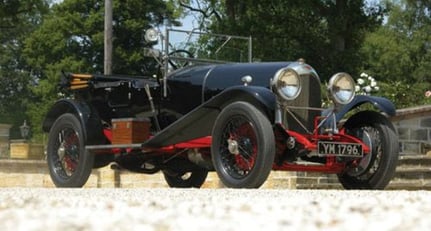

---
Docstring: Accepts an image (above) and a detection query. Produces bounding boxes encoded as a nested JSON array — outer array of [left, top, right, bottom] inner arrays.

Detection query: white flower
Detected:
[[364, 86, 372, 93], [356, 72, 379, 95], [360, 72, 368, 78]]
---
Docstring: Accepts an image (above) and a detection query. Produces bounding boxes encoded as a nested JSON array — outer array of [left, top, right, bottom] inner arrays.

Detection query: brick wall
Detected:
[[395, 116, 431, 155], [0, 160, 298, 189], [392, 105, 431, 156]]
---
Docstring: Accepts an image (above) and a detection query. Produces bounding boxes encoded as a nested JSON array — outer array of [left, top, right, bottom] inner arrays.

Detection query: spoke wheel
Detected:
[[338, 111, 399, 189], [212, 102, 275, 188], [47, 113, 94, 187], [221, 116, 258, 178]]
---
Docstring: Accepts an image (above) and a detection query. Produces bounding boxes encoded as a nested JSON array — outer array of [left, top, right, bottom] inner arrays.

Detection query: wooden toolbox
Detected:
[[111, 118, 150, 144]]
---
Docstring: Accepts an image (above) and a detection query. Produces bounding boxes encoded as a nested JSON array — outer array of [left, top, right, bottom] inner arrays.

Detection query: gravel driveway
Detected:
[[0, 188, 430, 231]]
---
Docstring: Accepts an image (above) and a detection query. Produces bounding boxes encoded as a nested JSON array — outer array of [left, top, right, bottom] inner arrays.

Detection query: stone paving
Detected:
[[0, 188, 430, 231]]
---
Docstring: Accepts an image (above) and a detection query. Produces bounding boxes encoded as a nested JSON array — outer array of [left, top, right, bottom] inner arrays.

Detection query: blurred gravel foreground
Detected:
[[0, 188, 430, 231]]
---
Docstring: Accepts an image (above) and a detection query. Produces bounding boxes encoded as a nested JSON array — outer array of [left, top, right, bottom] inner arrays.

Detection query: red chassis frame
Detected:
[[97, 118, 370, 175]]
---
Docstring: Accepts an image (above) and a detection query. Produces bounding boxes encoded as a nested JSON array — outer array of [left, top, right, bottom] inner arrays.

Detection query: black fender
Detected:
[[143, 86, 275, 148], [42, 99, 105, 145], [205, 85, 276, 119], [333, 95, 396, 122], [343, 110, 396, 131]]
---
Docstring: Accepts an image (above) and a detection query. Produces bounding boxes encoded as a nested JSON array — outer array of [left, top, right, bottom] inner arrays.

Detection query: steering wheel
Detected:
[[167, 49, 194, 70]]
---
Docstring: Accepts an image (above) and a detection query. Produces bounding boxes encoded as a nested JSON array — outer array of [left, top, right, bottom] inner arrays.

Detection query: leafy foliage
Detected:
[[360, 0, 431, 107], [376, 81, 430, 109], [183, 0, 385, 80], [0, 0, 49, 138]]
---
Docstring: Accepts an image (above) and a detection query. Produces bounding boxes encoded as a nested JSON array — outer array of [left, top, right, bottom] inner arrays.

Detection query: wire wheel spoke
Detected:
[[346, 126, 383, 179], [54, 127, 80, 178], [220, 116, 257, 178]]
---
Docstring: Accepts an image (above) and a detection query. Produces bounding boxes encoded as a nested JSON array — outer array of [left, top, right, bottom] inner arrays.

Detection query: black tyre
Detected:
[[163, 170, 208, 188], [47, 113, 94, 187], [338, 111, 399, 189], [211, 102, 275, 188]]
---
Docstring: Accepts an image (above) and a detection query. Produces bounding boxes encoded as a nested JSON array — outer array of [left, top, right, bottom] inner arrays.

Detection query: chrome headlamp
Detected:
[[272, 68, 301, 101], [327, 72, 355, 105], [144, 28, 159, 43]]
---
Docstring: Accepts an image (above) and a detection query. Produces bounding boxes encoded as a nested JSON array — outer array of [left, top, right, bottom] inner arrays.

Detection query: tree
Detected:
[[180, 0, 384, 80], [361, 0, 431, 107], [0, 0, 48, 29], [313, 0, 385, 77], [0, 0, 49, 138], [23, 0, 182, 140]]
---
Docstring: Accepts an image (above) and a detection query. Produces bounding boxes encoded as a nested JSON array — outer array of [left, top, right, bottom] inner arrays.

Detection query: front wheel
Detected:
[[211, 102, 275, 188], [47, 113, 94, 187], [338, 111, 399, 189]]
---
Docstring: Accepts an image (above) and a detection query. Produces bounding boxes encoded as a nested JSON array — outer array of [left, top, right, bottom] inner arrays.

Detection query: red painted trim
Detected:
[[273, 157, 345, 174], [173, 136, 212, 149], [272, 163, 344, 174], [103, 128, 112, 142]]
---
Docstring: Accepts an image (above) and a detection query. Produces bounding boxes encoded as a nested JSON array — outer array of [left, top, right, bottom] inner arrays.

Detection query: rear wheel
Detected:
[[47, 113, 94, 187], [338, 111, 399, 189], [163, 170, 208, 188], [211, 102, 275, 188]]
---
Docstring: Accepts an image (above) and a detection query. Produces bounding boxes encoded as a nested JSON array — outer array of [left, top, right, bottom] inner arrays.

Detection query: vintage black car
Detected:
[[42, 28, 399, 189]]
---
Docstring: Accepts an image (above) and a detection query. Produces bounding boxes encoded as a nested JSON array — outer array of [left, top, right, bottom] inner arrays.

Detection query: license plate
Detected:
[[317, 141, 363, 157]]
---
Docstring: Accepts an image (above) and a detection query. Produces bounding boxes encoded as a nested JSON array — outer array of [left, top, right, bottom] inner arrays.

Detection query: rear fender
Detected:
[[143, 86, 275, 148], [42, 99, 104, 144], [334, 95, 396, 122]]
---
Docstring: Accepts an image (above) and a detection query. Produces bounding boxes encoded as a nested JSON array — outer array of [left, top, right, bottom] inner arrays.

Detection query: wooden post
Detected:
[[104, 0, 113, 75]]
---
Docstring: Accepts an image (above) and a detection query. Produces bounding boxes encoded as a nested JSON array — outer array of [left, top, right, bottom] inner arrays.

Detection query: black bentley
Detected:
[[42, 28, 399, 189]]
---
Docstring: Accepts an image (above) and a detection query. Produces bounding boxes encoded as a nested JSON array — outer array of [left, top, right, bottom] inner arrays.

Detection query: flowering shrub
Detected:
[[356, 72, 379, 95]]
